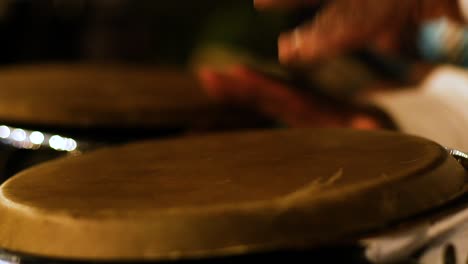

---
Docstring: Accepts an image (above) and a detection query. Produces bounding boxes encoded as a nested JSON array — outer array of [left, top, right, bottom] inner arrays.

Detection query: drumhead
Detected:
[[0, 128, 466, 261], [0, 63, 250, 129]]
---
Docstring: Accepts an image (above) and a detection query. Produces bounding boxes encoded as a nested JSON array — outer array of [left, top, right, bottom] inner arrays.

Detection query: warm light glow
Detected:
[[11, 129, 26, 142], [30, 131, 45, 145], [0, 253, 20, 264], [49, 135, 66, 150], [65, 139, 78, 151], [0, 124, 78, 152], [0, 260, 19, 264], [0, 125, 10, 139]]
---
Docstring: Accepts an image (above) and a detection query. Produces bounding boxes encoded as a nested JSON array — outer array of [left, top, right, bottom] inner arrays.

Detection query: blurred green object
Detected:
[[194, 1, 289, 61]]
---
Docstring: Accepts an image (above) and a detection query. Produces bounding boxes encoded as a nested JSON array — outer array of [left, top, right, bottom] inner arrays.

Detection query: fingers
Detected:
[[227, 65, 313, 122], [196, 67, 254, 103], [196, 67, 229, 100], [197, 65, 348, 127], [278, 0, 405, 64], [254, 0, 317, 10], [349, 114, 381, 130], [198, 65, 310, 114]]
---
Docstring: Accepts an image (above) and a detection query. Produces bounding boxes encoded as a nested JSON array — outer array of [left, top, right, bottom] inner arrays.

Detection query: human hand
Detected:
[[197, 64, 383, 129], [255, 0, 462, 65]]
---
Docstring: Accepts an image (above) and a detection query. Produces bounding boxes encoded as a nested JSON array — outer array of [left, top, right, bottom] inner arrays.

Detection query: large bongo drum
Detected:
[[0, 63, 266, 181], [0, 128, 466, 263]]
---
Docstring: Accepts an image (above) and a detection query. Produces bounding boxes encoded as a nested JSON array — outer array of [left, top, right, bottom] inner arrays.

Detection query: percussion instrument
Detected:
[[0, 63, 268, 181], [0, 128, 466, 263]]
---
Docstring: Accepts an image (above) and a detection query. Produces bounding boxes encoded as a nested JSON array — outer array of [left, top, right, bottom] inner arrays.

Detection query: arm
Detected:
[[366, 65, 468, 150]]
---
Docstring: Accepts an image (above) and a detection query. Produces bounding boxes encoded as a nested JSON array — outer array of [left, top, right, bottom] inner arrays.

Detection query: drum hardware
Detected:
[[362, 148, 468, 264], [362, 201, 468, 264], [446, 148, 468, 170], [363, 188, 468, 264]]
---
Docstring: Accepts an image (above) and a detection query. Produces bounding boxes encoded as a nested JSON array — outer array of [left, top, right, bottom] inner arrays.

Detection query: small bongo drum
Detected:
[[0, 128, 466, 263], [0, 63, 265, 181]]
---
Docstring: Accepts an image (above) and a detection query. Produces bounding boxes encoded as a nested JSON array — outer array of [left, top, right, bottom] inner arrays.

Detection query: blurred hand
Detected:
[[197, 64, 382, 129], [254, 0, 462, 65], [196, 0, 461, 129]]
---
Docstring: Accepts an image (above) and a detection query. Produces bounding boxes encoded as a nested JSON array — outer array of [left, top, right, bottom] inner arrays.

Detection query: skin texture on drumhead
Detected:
[[0, 63, 238, 128], [0, 128, 466, 261]]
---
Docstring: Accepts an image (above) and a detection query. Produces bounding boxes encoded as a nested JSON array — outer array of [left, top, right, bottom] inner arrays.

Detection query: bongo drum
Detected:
[[0, 128, 466, 263], [0, 63, 266, 181]]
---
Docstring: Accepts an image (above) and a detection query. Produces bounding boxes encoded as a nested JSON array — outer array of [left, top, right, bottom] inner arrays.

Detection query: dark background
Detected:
[[0, 0, 297, 67]]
